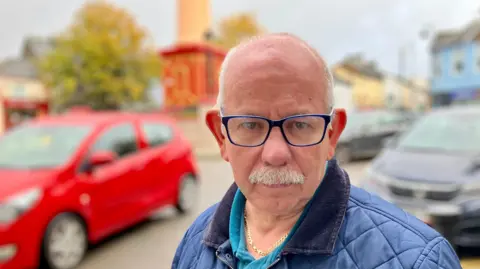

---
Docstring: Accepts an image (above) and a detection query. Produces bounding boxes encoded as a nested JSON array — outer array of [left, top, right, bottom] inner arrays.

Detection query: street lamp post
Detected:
[[204, 29, 215, 99], [396, 25, 434, 112], [396, 44, 410, 111], [419, 24, 436, 109]]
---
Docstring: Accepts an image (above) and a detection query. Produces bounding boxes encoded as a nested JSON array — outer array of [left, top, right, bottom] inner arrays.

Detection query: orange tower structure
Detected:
[[160, 0, 226, 111]]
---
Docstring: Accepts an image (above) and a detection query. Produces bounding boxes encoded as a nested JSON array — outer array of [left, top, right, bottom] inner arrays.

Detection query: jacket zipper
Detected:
[[266, 257, 281, 269], [216, 251, 234, 269]]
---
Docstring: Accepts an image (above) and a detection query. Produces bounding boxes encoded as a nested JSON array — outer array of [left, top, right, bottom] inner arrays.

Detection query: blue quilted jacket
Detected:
[[172, 160, 462, 269]]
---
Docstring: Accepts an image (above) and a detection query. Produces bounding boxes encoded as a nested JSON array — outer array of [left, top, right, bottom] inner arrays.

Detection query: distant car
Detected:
[[360, 105, 480, 250], [335, 110, 412, 164], [0, 110, 199, 269]]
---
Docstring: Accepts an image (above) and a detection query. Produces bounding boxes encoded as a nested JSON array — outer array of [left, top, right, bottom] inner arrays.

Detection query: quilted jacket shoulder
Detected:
[[171, 204, 217, 266], [172, 186, 462, 269], [332, 185, 461, 269]]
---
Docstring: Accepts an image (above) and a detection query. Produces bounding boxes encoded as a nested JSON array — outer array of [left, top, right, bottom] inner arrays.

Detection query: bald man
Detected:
[[172, 33, 461, 269]]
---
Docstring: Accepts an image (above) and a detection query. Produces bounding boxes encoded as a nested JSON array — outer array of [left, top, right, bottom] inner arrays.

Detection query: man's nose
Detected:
[[261, 128, 292, 166]]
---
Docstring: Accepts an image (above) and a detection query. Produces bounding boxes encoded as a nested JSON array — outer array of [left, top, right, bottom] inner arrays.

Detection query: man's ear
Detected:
[[205, 109, 229, 162], [327, 108, 347, 160]]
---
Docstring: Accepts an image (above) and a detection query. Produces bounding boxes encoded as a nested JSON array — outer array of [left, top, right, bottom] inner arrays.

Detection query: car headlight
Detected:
[[360, 168, 394, 201], [362, 167, 390, 187], [461, 180, 480, 196], [0, 188, 42, 224]]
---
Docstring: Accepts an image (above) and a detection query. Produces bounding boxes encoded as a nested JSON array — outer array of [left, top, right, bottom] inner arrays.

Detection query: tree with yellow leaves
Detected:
[[212, 13, 264, 49], [38, 1, 162, 110]]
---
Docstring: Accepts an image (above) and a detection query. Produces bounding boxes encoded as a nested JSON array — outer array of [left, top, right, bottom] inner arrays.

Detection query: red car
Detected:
[[0, 110, 199, 269]]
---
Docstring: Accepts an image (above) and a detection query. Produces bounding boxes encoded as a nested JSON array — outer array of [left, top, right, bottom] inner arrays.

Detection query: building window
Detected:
[[451, 48, 465, 75], [433, 55, 441, 77]]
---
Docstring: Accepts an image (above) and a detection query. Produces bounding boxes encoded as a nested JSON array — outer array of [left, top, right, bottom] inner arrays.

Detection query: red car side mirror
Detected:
[[89, 150, 117, 167]]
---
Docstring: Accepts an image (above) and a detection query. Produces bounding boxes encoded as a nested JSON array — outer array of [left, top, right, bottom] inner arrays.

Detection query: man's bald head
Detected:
[[216, 33, 334, 111]]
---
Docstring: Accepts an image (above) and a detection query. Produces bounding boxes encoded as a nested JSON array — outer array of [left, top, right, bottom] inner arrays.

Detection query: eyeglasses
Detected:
[[220, 111, 333, 147]]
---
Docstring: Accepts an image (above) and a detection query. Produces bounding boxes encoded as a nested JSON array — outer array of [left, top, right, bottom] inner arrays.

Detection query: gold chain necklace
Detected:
[[244, 210, 289, 257]]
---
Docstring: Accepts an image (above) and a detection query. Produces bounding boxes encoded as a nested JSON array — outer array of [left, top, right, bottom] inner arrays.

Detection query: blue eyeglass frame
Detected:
[[220, 109, 334, 147]]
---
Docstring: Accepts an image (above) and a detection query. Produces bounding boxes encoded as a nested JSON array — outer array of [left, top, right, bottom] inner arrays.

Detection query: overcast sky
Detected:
[[0, 0, 478, 78]]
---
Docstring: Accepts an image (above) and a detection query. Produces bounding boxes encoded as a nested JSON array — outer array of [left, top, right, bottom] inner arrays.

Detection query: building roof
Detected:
[[0, 36, 54, 80], [333, 74, 352, 86], [340, 62, 384, 80], [431, 19, 480, 52], [335, 53, 384, 80], [0, 58, 38, 79], [21, 36, 55, 58]]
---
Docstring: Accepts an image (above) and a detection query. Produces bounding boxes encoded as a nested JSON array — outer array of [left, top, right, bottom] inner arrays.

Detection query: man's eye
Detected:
[[294, 122, 309, 129], [241, 122, 258, 129]]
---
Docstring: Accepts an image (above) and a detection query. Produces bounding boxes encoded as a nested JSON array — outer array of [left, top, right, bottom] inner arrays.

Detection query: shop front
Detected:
[[0, 77, 49, 133], [432, 88, 480, 107]]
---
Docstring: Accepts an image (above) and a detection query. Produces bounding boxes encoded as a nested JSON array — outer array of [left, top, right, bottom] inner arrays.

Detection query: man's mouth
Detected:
[[260, 183, 293, 188]]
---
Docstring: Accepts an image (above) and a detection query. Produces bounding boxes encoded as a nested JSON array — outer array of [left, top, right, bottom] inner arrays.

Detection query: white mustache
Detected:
[[249, 167, 305, 185]]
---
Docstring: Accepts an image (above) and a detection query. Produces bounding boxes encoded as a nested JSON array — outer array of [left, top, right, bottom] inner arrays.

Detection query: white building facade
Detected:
[[383, 75, 404, 109], [333, 75, 354, 112]]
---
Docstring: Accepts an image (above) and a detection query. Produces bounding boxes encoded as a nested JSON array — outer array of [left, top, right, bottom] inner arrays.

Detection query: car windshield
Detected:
[[345, 114, 365, 131], [397, 112, 480, 153], [0, 124, 93, 169], [344, 111, 390, 133]]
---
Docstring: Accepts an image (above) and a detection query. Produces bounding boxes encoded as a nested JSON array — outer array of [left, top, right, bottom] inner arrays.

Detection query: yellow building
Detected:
[[333, 63, 385, 110], [401, 81, 430, 111], [409, 78, 431, 110], [384, 75, 431, 111], [400, 81, 415, 110]]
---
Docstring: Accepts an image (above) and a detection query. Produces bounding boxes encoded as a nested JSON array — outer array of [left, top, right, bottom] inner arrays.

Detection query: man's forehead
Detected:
[[222, 35, 327, 102], [227, 35, 322, 73]]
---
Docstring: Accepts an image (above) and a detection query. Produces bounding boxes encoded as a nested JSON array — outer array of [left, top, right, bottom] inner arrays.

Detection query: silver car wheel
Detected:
[[44, 214, 88, 269], [177, 175, 198, 213]]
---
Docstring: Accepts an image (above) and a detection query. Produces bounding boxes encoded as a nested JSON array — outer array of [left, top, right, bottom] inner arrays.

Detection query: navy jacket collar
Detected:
[[202, 159, 351, 255]]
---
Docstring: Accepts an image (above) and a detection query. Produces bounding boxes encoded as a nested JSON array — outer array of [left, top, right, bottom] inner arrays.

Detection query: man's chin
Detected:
[[248, 197, 303, 215]]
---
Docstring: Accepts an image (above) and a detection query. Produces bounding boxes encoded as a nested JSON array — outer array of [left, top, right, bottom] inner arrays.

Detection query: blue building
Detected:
[[430, 20, 480, 107]]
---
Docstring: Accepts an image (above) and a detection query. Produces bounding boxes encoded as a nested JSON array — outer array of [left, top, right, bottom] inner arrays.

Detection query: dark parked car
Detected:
[[360, 105, 480, 249], [335, 110, 413, 164]]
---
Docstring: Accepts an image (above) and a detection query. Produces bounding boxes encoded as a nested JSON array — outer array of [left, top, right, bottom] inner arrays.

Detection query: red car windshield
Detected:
[[0, 124, 93, 169]]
